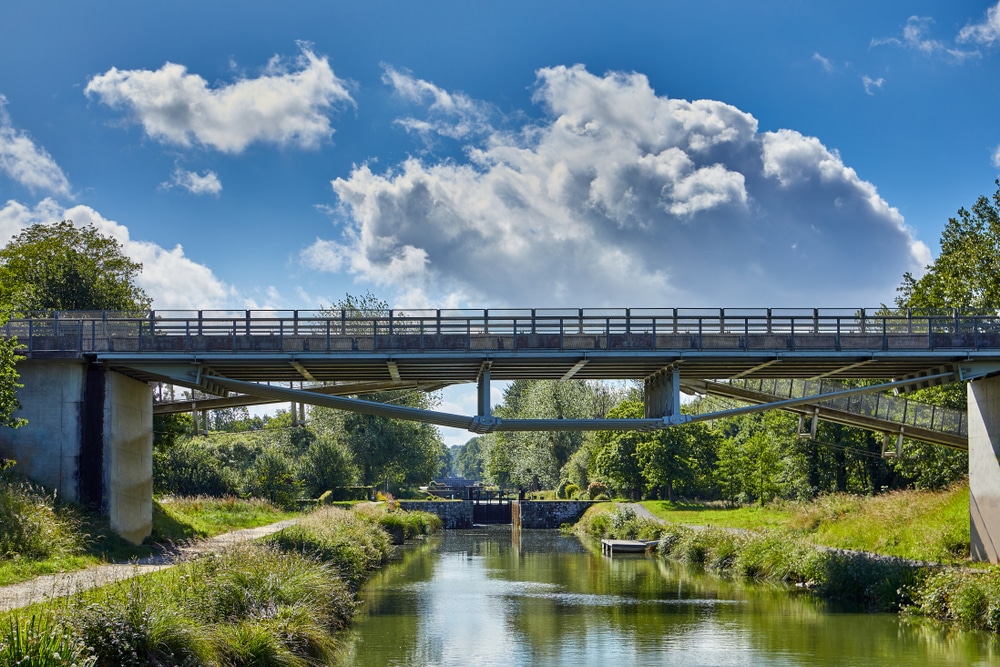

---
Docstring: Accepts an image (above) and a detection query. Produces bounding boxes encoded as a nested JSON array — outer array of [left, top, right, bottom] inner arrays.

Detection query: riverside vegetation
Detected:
[[575, 489, 1000, 634], [0, 462, 441, 667]]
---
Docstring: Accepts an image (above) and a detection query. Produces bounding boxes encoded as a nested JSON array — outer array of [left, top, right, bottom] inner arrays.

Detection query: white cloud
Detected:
[[0, 96, 71, 196], [304, 65, 928, 308], [959, 2, 1000, 46], [85, 44, 353, 153], [873, 15, 979, 61], [0, 199, 233, 309], [992, 144, 1000, 169], [382, 65, 493, 141], [862, 75, 885, 95], [812, 53, 834, 72], [161, 168, 222, 195]]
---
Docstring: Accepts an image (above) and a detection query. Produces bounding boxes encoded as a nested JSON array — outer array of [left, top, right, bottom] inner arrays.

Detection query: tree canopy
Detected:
[[0, 221, 151, 313], [897, 180, 1000, 311]]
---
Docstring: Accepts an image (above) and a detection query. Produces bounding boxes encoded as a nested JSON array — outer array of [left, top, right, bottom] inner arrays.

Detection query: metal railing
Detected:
[[725, 378, 967, 438], [4, 307, 1000, 355]]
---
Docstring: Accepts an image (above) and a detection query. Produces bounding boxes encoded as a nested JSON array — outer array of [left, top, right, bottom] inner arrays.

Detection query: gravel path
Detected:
[[0, 519, 297, 612]]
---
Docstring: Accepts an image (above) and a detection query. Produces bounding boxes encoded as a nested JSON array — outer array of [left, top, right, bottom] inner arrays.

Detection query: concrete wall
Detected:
[[398, 500, 474, 529], [0, 359, 152, 544], [513, 500, 594, 529], [969, 377, 1000, 563], [104, 372, 153, 544], [0, 360, 85, 501]]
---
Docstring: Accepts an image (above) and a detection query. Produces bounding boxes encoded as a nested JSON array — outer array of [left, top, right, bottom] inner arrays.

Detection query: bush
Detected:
[[563, 483, 580, 499], [154, 440, 238, 498], [586, 482, 608, 500]]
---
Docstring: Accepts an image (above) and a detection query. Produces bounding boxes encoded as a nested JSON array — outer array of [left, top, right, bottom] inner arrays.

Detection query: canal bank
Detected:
[[344, 526, 999, 666]]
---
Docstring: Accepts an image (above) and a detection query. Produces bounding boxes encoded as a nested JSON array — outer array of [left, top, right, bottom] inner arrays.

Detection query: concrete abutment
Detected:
[[969, 376, 1000, 563], [0, 359, 152, 544]]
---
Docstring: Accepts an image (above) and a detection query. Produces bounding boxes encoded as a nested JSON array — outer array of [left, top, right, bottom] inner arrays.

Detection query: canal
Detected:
[[342, 526, 997, 666]]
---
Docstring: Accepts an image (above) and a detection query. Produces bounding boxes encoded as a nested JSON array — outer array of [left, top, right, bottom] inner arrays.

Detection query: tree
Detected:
[[897, 181, 1000, 310], [0, 221, 150, 313], [593, 400, 647, 500], [0, 312, 24, 429]]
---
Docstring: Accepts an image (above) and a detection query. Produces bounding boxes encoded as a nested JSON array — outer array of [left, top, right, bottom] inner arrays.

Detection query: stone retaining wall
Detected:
[[513, 500, 594, 529], [398, 500, 474, 529]]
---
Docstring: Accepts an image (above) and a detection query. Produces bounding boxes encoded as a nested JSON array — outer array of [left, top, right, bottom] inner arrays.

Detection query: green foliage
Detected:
[[0, 313, 24, 430], [0, 614, 94, 667], [912, 567, 1000, 632], [154, 439, 240, 498], [0, 221, 150, 313], [0, 466, 85, 561], [266, 506, 393, 590], [298, 436, 356, 498], [73, 579, 208, 667], [483, 380, 612, 489], [897, 180, 1000, 310], [242, 446, 302, 510], [453, 437, 484, 479]]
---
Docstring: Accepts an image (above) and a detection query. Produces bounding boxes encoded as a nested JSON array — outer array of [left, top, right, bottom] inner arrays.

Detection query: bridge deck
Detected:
[[6, 309, 1000, 387]]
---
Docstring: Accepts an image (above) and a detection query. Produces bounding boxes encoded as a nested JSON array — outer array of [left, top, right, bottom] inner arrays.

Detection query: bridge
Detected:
[[2, 308, 1000, 561]]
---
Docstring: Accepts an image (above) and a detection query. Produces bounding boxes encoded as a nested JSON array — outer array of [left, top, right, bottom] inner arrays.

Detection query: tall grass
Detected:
[[0, 614, 94, 667], [653, 523, 918, 611], [0, 471, 85, 562]]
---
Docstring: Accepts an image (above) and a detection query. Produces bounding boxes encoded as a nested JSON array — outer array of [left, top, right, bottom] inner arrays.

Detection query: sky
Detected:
[[2, 1, 1000, 445]]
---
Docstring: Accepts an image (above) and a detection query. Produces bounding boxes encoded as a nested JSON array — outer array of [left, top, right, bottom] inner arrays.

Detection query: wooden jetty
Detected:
[[601, 539, 658, 556]]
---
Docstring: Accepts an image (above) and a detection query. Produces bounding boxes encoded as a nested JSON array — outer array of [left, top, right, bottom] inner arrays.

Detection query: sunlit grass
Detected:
[[641, 483, 970, 563]]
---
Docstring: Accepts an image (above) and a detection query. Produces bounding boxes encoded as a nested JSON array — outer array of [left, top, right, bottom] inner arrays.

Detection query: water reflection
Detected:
[[343, 527, 998, 666]]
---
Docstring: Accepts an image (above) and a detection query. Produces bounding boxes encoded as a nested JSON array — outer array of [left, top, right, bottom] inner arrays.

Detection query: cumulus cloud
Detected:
[[862, 75, 885, 95], [0, 199, 233, 309], [161, 168, 222, 195], [992, 144, 1000, 169], [85, 44, 353, 153], [0, 96, 71, 196], [959, 2, 1000, 46], [303, 65, 929, 308], [382, 65, 493, 141]]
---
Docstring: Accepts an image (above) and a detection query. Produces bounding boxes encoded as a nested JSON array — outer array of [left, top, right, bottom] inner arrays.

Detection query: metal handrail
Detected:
[[5, 308, 1000, 355], [725, 378, 967, 437]]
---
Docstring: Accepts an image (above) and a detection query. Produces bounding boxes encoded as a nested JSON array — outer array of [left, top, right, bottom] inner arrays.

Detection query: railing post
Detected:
[[246, 310, 251, 336], [326, 319, 331, 352], [198, 310, 203, 336], [790, 319, 795, 351], [813, 308, 819, 334], [341, 310, 347, 336], [673, 308, 678, 334], [882, 317, 887, 351], [835, 317, 841, 351], [766, 308, 772, 334], [698, 318, 703, 350], [531, 309, 537, 335], [719, 308, 725, 334]]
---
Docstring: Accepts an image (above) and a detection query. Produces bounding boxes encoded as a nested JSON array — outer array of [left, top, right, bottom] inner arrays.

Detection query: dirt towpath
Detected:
[[0, 519, 297, 612]]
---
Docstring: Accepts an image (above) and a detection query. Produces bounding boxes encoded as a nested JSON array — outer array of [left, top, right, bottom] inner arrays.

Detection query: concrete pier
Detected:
[[969, 376, 1000, 563], [0, 359, 152, 544]]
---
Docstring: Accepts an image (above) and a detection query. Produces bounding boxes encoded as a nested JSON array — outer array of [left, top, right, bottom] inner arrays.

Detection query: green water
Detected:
[[342, 527, 998, 666]]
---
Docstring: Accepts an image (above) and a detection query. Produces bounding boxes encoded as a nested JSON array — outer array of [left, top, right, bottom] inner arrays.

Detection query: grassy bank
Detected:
[[577, 501, 1000, 633], [1, 505, 438, 665], [640, 483, 970, 563], [0, 467, 299, 586]]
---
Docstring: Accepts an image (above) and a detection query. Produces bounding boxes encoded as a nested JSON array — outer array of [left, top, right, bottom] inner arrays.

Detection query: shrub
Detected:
[[811, 551, 917, 612], [0, 613, 94, 667], [586, 482, 608, 500], [154, 440, 238, 497], [911, 567, 1000, 631], [242, 447, 302, 510], [563, 483, 580, 499]]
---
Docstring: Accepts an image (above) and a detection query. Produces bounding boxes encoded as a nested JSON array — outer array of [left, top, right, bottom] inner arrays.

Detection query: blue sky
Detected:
[[3, 1, 1000, 442]]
